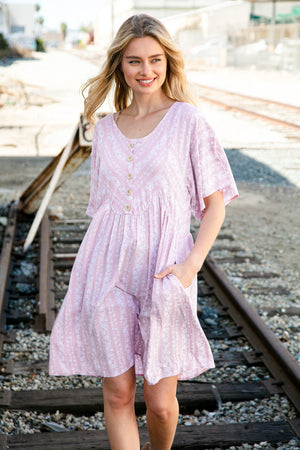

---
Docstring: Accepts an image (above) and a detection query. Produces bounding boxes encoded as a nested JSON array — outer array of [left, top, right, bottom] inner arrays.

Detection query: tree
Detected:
[[37, 16, 44, 27], [60, 22, 67, 41]]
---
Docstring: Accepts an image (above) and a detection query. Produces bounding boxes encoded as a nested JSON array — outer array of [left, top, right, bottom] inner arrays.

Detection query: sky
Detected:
[[5, 0, 104, 30]]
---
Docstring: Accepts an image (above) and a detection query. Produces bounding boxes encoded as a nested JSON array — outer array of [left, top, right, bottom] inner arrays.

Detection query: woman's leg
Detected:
[[102, 366, 140, 450], [143, 375, 179, 450]]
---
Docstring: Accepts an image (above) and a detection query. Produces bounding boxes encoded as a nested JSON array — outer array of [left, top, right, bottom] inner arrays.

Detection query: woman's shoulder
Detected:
[[175, 102, 205, 124], [94, 112, 113, 132]]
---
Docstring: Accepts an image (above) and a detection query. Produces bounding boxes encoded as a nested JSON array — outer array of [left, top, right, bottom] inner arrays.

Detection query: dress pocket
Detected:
[[167, 273, 191, 292]]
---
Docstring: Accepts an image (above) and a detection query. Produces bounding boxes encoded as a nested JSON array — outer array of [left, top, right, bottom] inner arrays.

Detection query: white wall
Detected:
[[94, 0, 250, 52], [163, 1, 250, 41], [0, 3, 10, 36], [134, 0, 223, 9], [7, 3, 35, 36], [133, 0, 225, 19], [94, 0, 134, 50]]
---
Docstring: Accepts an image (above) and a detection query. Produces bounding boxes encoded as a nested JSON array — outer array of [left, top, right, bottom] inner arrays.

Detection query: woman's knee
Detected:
[[103, 370, 136, 410], [144, 376, 178, 422], [145, 395, 178, 423]]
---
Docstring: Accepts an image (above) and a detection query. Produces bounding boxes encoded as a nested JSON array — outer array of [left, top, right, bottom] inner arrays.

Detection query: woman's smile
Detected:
[[137, 78, 157, 86]]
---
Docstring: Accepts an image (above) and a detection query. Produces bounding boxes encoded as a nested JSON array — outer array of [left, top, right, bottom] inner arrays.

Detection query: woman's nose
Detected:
[[140, 61, 151, 76]]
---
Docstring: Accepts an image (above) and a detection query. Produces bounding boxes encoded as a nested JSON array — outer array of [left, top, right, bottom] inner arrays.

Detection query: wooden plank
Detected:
[[261, 306, 300, 317], [78, 112, 107, 146], [213, 246, 244, 252], [8, 351, 256, 375], [53, 260, 75, 269], [52, 237, 85, 244], [51, 226, 87, 232], [35, 211, 55, 333], [0, 383, 270, 415], [247, 286, 290, 295], [238, 271, 279, 279], [23, 126, 80, 252], [216, 233, 234, 241], [18, 127, 92, 215], [53, 253, 77, 260], [0, 359, 14, 375], [5, 421, 297, 449], [52, 219, 90, 224], [52, 246, 81, 254], [214, 256, 261, 264]]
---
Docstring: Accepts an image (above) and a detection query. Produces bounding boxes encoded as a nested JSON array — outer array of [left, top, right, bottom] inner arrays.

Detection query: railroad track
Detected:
[[193, 83, 300, 138], [0, 205, 299, 448]]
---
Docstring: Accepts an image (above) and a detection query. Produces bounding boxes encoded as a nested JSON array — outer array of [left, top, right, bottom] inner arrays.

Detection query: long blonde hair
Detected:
[[82, 14, 196, 123]]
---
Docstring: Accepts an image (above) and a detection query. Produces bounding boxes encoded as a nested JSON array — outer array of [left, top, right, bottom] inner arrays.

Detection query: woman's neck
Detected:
[[127, 91, 173, 118]]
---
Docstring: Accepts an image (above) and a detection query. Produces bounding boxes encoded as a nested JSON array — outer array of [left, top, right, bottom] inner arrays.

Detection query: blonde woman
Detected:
[[50, 14, 238, 450]]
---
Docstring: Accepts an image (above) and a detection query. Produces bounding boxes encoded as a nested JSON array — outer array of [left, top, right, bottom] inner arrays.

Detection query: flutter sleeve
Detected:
[[188, 111, 238, 222], [86, 123, 101, 218]]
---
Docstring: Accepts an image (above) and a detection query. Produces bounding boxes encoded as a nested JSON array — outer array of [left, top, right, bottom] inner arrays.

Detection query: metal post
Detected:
[[271, 0, 276, 45], [111, 0, 114, 40]]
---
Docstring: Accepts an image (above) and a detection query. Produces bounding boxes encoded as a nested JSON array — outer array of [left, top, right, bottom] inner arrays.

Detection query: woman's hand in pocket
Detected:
[[154, 260, 199, 289]]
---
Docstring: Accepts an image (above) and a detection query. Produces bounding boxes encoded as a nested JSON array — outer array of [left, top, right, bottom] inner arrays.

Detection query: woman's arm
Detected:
[[154, 190, 225, 288]]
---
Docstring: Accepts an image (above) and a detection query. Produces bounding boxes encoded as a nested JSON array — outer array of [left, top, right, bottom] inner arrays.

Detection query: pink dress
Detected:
[[49, 102, 238, 385]]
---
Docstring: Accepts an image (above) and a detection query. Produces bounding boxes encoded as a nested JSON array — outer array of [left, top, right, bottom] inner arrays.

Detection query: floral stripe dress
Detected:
[[49, 101, 238, 385]]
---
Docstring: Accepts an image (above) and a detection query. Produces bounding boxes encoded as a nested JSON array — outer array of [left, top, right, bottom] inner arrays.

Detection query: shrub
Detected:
[[0, 33, 9, 50]]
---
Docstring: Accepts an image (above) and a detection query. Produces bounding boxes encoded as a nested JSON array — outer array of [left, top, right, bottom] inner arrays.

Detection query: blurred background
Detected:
[[0, 0, 299, 174], [1, 0, 300, 70]]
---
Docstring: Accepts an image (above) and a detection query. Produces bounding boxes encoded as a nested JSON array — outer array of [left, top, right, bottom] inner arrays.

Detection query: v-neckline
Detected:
[[112, 102, 179, 141]]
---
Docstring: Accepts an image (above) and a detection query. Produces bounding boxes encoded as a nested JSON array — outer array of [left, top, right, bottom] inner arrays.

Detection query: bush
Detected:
[[0, 33, 9, 50], [35, 37, 45, 52]]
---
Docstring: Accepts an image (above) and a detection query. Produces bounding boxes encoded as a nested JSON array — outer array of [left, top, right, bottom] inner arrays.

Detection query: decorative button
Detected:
[[125, 204, 131, 211], [127, 173, 132, 180], [129, 143, 134, 148], [126, 189, 131, 196], [127, 155, 133, 162]]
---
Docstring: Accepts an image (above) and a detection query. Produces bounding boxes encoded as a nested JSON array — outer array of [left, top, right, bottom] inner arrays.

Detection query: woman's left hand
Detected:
[[154, 261, 199, 289]]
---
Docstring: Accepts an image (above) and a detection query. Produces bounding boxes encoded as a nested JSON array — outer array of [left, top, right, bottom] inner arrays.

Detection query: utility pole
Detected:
[[271, 0, 276, 46], [111, 0, 114, 40]]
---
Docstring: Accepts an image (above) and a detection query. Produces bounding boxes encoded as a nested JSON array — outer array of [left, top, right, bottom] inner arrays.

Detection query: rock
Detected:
[[41, 421, 67, 432], [0, 216, 8, 227]]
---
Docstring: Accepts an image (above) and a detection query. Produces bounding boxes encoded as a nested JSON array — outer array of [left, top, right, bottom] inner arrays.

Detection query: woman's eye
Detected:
[[152, 58, 161, 63], [129, 60, 139, 64]]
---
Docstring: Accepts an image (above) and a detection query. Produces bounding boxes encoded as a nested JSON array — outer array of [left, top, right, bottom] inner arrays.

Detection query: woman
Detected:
[[50, 14, 238, 450]]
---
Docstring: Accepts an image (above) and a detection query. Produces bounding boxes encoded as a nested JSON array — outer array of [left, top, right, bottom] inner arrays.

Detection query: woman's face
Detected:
[[121, 36, 167, 96]]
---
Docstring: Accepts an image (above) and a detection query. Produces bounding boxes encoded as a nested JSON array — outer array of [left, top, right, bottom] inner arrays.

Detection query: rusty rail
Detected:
[[0, 203, 18, 357], [194, 84, 300, 131], [202, 255, 300, 412]]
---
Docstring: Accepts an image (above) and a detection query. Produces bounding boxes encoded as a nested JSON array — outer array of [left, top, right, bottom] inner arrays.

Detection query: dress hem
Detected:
[[49, 363, 215, 385]]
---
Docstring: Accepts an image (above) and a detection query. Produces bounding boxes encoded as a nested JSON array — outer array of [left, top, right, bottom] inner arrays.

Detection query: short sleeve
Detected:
[[189, 112, 238, 221], [86, 123, 101, 218]]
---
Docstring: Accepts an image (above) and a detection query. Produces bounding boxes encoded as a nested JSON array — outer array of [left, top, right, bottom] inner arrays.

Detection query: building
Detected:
[[0, 2, 9, 36], [93, 0, 250, 51], [0, 2, 36, 50]]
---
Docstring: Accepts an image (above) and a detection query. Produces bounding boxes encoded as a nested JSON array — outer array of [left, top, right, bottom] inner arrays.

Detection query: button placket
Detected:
[[125, 143, 134, 212]]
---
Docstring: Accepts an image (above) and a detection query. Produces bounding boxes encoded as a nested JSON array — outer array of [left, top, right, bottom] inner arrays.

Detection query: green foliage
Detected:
[[60, 22, 67, 40], [36, 16, 44, 26], [0, 33, 9, 50], [35, 38, 45, 52]]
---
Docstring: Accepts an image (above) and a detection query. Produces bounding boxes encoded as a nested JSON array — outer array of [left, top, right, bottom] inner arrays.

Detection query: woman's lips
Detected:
[[137, 78, 156, 86]]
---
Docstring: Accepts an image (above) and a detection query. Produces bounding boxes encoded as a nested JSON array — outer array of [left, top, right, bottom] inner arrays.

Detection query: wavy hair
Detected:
[[82, 14, 196, 123]]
